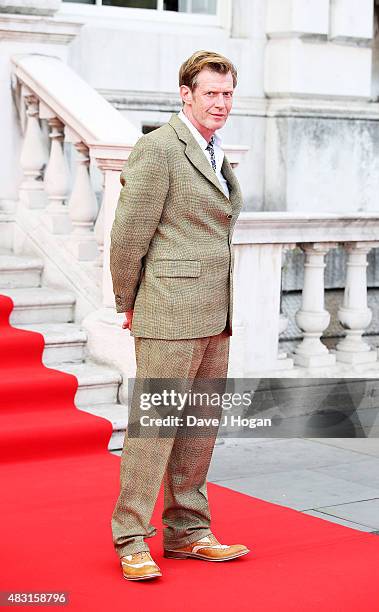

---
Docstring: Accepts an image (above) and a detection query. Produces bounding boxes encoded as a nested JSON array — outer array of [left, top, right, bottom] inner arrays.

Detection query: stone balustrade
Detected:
[[12, 54, 139, 268], [230, 213, 379, 376]]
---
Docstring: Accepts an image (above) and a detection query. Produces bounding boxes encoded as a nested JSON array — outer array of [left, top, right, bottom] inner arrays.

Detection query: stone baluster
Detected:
[[43, 117, 71, 234], [336, 242, 379, 364], [89, 144, 134, 307], [294, 243, 337, 367], [67, 140, 99, 261], [94, 172, 105, 271], [19, 91, 48, 209]]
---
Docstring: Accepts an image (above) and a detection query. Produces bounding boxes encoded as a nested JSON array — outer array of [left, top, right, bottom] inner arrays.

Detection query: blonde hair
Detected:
[[179, 50, 237, 91]]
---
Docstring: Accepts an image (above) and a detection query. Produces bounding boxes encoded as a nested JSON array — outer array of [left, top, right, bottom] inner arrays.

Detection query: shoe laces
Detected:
[[133, 551, 150, 563]]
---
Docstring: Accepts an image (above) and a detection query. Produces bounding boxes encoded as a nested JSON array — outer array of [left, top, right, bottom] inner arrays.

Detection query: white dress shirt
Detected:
[[177, 109, 229, 199]]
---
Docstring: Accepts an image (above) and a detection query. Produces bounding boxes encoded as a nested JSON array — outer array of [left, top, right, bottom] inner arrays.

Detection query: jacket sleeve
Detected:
[[110, 136, 169, 313]]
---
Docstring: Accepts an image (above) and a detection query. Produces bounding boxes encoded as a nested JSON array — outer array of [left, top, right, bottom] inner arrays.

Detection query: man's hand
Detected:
[[122, 309, 134, 330]]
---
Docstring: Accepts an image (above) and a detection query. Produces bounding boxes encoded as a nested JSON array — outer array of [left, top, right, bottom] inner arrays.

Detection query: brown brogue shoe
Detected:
[[164, 533, 250, 562], [120, 551, 162, 581]]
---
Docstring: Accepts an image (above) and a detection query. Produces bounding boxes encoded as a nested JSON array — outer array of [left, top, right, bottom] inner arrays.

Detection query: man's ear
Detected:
[[179, 84, 193, 106]]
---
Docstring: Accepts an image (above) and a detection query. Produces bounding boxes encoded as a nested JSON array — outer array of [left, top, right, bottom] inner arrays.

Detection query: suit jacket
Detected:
[[110, 113, 243, 339]]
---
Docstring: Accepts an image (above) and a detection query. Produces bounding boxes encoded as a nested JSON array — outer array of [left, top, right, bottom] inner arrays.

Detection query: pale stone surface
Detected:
[[314, 457, 379, 490], [82, 307, 137, 405], [209, 468, 379, 511], [230, 0, 266, 39], [303, 511, 375, 532], [293, 243, 336, 368], [264, 117, 379, 212], [233, 212, 379, 245], [312, 438, 379, 457], [78, 403, 128, 450], [0, 252, 42, 287], [265, 39, 372, 99], [372, 7, 379, 99], [336, 243, 378, 365], [232, 242, 285, 374], [12, 215, 101, 324], [0, 16, 82, 203], [3, 286, 75, 324], [318, 499, 379, 529], [13, 54, 140, 144], [55, 361, 121, 406], [230, 214, 379, 374], [280, 289, 379, 341], [330, 0, 373, 42], [18, 322, 87, 364], [63, 13, 263, 99], [0, 0, 60, 16], [266, 0, 329, 37]]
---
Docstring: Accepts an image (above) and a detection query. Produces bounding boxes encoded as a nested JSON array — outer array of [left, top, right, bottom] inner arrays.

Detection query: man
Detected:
[[110, 50, 249, 581]]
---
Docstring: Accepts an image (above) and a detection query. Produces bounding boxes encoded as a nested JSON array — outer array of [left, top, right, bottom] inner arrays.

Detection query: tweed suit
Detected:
[[110, 113, 243, 338], [110, 112, 243, 558]]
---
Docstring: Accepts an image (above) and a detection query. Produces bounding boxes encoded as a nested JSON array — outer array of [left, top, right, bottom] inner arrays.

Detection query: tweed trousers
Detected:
[[111, 329, 230, 558]]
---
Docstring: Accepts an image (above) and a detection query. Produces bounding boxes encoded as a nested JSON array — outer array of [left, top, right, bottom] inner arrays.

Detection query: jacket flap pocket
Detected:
[[154, 260, 201, 278]]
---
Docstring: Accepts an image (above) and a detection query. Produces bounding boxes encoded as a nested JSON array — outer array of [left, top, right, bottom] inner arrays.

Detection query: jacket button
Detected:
[[226, 214, 232, 219]]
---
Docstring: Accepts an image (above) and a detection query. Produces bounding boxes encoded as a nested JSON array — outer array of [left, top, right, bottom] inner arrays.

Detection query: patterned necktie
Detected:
[[206, 136, 217, 172]]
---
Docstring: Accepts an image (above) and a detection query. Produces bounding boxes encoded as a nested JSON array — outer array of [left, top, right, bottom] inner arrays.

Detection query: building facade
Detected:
[[2, 0, 379, 213], [1, 0, 379, 383]]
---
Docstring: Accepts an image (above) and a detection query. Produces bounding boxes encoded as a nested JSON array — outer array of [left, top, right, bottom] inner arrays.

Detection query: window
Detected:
[[63, 0, 217, 13], [142, 124, 162, 134]]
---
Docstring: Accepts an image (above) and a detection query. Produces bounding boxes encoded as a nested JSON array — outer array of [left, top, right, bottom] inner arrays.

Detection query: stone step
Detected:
[[55, 361, 122, 407], [16, 323, 87, 364], [78, 403, 128, 450], [0, 215, 14, 251], [0, 253, 43, 288], [2, 287, 76, 325]]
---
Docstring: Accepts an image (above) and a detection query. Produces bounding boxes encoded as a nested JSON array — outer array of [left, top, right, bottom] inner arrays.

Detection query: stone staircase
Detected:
[[0, 238, 127, 451]]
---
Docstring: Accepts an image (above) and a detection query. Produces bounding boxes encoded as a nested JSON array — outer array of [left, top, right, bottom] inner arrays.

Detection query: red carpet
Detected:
[[1, 293, 379, 611]]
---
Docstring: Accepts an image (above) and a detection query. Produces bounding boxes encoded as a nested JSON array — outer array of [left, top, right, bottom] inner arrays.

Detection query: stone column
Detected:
[[44, 117, 71, 234], [19, 91, 48, 209], [294, 242, 337, 367], [67, 136, 99, 261], [336, 241, 379, 364]]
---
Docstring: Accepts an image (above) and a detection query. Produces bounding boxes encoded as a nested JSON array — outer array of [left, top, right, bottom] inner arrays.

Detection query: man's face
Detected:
[[180, 68, 234, 135]]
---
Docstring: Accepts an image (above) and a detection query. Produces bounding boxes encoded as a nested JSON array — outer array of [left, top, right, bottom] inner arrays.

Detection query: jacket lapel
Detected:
[[169, 113, 229, 200], [221, 156, 243, 214]]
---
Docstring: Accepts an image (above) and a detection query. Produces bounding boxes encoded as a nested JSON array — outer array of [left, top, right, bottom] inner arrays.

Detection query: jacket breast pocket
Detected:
[[153, 260, 201, 278]]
